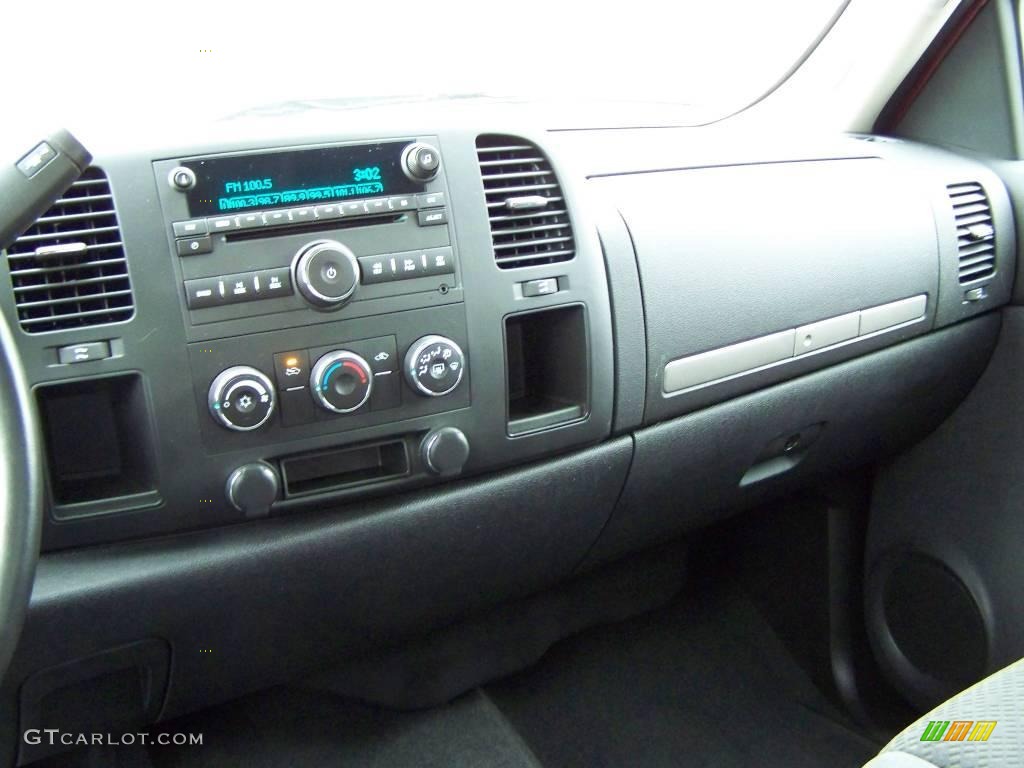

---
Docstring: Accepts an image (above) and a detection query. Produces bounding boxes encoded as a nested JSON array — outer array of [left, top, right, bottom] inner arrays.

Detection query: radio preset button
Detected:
[[208, 215, 238, 232], [263, 210, 291, 226], [389, 195, 415, 212], [315, 203, 344, 220], [238, 212, 264, 229], [176, 235, 212, 257], [343, 202, 365, 216], [291, 206, 315, 223], [365, 198, 389, 215], [173, 219, 208, 237]]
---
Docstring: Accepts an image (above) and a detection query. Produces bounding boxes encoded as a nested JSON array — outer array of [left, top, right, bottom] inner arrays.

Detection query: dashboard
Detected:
[[0, 102, 1016, 758], [5, 118, 1010, 551]]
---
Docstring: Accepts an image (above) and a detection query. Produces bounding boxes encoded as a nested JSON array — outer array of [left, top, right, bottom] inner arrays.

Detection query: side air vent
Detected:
[[948, 182, 996, 285], [5, 167, 133, 333], [476, 135, 575, 269]]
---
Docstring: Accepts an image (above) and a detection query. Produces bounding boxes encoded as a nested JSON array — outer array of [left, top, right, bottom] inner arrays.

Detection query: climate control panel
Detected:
[[191, 305, 471, 450]]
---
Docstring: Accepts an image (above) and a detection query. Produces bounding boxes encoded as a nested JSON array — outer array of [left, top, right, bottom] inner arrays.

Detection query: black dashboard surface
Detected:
[[0, 101, 1016, 758]]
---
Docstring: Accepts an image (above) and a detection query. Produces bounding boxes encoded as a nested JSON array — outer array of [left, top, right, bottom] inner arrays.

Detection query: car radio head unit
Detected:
[[154, 136, 455, 331], [180, 141, 424, 217]]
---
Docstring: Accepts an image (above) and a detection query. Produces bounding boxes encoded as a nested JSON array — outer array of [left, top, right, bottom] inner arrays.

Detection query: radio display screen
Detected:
[[182, 141, 423, 217]]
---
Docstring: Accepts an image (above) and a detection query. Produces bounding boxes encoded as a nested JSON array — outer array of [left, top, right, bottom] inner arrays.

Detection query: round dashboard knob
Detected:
[[421, 427, 470, 476], [404, 335, 466, 397], [168, 166, 196, 191], [401, 142, 441, 181], [293, 239, 360, 309], [226, 461, 279, 518], [310, 351, 373, 413], [208, 366, 276, 431]]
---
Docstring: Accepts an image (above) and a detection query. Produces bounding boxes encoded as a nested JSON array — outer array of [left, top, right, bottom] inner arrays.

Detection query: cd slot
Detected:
[[225, 213, 405, 242]]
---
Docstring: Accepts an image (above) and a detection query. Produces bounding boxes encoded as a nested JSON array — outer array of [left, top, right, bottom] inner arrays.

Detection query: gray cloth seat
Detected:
[[865, 657, 1024, 767]]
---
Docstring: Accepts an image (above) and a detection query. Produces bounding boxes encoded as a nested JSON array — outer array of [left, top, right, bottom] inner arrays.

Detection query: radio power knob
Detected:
[[293, 239, 360, 309]]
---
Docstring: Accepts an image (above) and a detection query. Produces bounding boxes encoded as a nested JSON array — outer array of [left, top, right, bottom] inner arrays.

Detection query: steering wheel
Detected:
[[0, 308, 42, 678]]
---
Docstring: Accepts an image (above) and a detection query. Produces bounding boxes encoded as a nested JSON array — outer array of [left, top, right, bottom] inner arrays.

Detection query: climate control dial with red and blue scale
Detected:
[[309, 350, 374, 413]]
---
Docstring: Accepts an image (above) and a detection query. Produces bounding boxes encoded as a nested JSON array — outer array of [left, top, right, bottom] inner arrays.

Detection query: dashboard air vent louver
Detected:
[[476, 135, 575, 269], [4, 167, 133, 333], [948, 182, 996, 285]]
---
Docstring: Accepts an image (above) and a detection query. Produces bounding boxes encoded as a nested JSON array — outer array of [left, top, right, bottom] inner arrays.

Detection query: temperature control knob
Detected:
[[404, 335, 466, 397], [310, 351, 373, 413], [293, 239, 360, 309], [401, 142, 441, 181], [208, 366, 276, 431]]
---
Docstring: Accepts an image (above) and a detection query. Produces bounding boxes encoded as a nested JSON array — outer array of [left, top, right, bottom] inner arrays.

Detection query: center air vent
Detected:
[[5, 167, 134, 333], [948, 182, 996, 284], [476, 135, 575, 269]]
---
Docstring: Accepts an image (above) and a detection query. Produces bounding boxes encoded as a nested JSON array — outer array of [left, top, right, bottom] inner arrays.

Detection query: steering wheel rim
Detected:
[[0, 308, 42, 678]]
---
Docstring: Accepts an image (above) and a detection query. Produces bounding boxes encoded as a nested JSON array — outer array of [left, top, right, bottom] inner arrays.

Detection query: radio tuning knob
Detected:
[[293, 239, 360, 309], [401, 142, 441, 182]]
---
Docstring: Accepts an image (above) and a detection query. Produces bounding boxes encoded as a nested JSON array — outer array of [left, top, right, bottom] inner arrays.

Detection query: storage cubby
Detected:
[[36, 374, 158, 516], [505, 304, 589, 435]]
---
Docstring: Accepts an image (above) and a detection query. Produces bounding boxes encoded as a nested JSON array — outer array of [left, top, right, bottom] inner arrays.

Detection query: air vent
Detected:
[[476, 135, 575, 269], [948, 182, 996, 284], [5, 167, 133, 333]]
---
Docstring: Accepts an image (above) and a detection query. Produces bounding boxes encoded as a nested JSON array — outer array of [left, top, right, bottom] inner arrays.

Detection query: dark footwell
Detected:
[[117, 581, 880, 768]]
